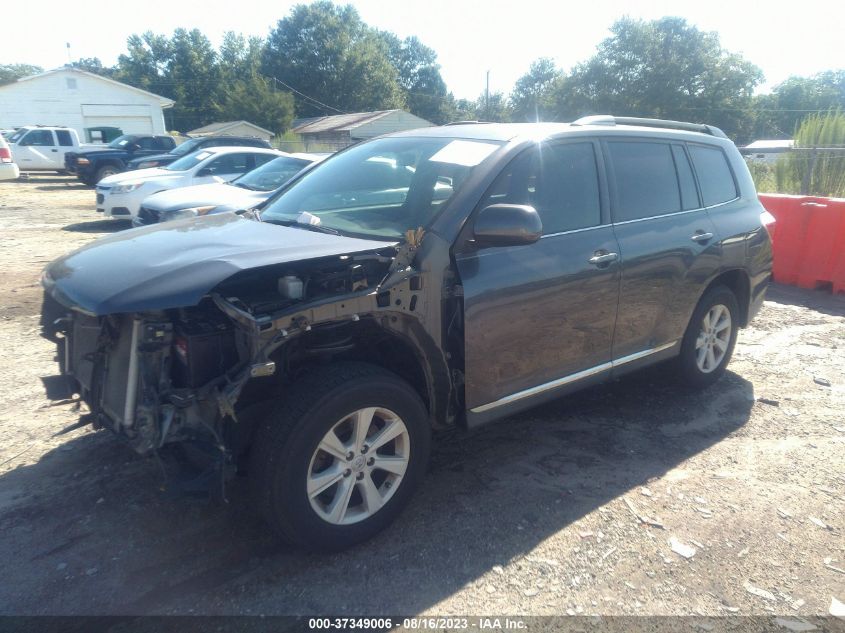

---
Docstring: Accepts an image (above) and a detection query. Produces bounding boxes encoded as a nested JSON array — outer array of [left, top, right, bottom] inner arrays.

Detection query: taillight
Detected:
[[0, 147, 11, 163], [760, 210, 776, 240]]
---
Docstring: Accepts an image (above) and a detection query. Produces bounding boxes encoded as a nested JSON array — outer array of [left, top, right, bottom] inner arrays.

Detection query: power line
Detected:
[[269, 76, 346, 114]]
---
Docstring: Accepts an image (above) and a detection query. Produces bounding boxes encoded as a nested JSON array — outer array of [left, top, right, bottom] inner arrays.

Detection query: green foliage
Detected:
[[754, 71, 845, 138], [788, 110, 845, 197], [382, 34, 450, 124], [262, 2, 405, 116], [746, 160, 777, 194], [509, 58, 562, 122], [555, 17, 763, 141], [0, 63, 44, 86]]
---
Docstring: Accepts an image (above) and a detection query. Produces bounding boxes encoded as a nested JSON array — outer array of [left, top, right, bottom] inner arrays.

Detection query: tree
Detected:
[[216, 76, 295, 134], [509, 58, 562, 122], [165, 28, 221, 131], [556, 17, 763, 141], [0, 63, 43, 86], [262, 1, 405, 116], [382, 34, 450, 123], [759, 71, 845, 137], [70, 57, 114, 77]]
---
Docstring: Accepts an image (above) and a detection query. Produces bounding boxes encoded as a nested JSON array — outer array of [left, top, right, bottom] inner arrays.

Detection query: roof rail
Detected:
[[443, 120, 494, 126], [571, 115, 727, 139]]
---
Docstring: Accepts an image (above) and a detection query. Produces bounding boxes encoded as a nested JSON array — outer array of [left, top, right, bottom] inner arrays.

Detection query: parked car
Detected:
[[133, 153, 325, 227], [96, 146, 282, 219], [6, 125, 101, 173], [125, 135, 273, 171], [64, 134, 177, 185], [40, 117, 772, 551], [0, 134, 20, 181]]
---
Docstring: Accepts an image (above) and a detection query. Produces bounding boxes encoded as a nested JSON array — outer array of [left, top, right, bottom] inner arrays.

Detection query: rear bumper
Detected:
[[0, 162, 19, 181]]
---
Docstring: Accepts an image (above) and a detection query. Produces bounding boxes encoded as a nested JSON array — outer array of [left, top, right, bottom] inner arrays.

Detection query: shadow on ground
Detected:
[[62, 219, 128, 234], [0, 362, 753, 615], [766, 282, 845, 317], [36, 184, 92, 192]]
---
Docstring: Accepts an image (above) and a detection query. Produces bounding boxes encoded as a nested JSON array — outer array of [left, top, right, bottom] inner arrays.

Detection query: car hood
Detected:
[[142, 183, 267, 212], [99, 167, 175, 185], [43, 213, 397, 315]]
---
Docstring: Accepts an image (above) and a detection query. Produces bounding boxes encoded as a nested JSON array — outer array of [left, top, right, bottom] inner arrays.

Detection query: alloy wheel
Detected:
[[695, 304, 732, 373], [307, 407, 410, 525]]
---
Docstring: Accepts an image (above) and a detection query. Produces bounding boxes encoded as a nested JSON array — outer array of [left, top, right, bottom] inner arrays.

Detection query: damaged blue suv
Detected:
[[41, 116, 772, 550]]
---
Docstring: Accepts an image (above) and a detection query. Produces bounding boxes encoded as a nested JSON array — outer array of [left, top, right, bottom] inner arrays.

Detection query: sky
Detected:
[[2, 0, 843, 100]]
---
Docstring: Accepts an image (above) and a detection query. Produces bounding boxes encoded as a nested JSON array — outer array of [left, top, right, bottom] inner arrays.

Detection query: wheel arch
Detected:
[[700, 268, 752, 327]]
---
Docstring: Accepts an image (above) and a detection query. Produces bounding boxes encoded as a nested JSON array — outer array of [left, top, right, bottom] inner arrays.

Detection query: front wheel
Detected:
[[95, 165, 119, 182], [249, 362, 431, 551], [676, 285, 739, 387]]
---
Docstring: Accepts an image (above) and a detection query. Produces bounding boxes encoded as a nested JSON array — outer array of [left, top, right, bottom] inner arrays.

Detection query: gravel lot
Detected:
[[0, 174, 843, 618]]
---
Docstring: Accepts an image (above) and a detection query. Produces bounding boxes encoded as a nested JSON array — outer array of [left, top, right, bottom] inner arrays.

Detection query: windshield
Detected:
[[7, 129, 28, 144], [170, 138, 203, 157], [164, 150, 214, 171], [235, 156, 312, 191], [107, 135, 135, 149], [260, 137, 502, 239]]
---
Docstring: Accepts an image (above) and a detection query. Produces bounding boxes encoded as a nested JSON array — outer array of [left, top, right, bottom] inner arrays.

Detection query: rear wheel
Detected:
[[249, 362, 430, 551], [677, 285, 739, 387]]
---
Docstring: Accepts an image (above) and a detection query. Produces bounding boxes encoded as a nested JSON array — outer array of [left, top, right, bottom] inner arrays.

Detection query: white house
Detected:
[[739, 139, 795, 164], [188, 120, 274, 141], [0, 67, 174, 138], [292, 110, 433, 150]]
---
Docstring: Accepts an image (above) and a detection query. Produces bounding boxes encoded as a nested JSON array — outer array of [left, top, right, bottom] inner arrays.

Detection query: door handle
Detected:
[[588, 252, 619, 265], [690, 232, 714, 243], [51, 149, 58, 152]]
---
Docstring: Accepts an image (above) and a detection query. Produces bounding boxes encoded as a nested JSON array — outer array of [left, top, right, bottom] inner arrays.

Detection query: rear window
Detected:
[[688, 144, 738, 206], [607, 141, 681, 222]]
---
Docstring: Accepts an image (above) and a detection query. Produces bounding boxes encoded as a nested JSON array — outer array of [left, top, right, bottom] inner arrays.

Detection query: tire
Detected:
[[676, 285, 739, 388], [249, 362, 431, 551], [95, 165, 120, 182]]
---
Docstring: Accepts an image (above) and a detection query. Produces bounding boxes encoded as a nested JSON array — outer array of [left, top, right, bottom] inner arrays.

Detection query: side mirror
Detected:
[[197, 167, 213, 177], [473, 204, 542, 247]]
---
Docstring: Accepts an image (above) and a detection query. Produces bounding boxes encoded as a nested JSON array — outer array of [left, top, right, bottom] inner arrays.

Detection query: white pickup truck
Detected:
[[6, 126, 99, 173]]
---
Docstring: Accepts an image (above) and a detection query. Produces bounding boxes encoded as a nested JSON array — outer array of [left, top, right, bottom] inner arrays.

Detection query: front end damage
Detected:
[[40, 235, 457, 468]]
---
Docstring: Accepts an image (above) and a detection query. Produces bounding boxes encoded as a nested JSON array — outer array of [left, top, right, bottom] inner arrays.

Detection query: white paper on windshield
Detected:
[[429, 140, 499, 167], [195, 151, 213, 161]]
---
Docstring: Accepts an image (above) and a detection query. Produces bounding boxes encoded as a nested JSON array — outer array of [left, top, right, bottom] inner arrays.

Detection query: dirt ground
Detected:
[[0, 174, 843, 619]]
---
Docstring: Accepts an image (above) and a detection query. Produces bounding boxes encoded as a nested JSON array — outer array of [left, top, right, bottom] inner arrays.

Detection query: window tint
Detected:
[[56, 130, 73, 147], [481, 142, 601, 235], [204, 152, 253, 175], [155, 137, 175, 150], [608, 141, 681, 221], [688, 144, 738, 206], [672, 145, 699, 210], [22, 130, 55, 146]]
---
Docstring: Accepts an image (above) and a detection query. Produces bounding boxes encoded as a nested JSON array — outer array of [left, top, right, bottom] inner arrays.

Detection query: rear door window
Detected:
[[56, 130, 74, 147], [481, 142, 602, 235], [607, 141, 682, 222], [688, 144, 738, 206]]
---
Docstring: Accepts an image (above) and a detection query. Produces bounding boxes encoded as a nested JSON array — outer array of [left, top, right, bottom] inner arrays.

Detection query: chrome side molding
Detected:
[[470, 341, 679, 414]]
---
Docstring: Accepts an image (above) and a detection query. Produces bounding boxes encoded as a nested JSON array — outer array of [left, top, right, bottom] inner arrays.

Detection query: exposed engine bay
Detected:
[[40, 234, 459, 461]]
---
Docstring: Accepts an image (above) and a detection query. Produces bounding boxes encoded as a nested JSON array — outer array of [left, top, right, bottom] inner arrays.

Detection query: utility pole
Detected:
[[66, 42, 72, 66], [485, 70, 490, 121]]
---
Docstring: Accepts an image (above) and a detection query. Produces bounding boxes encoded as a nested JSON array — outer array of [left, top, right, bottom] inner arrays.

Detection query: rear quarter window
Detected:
[[688, 144, 738, 206]]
